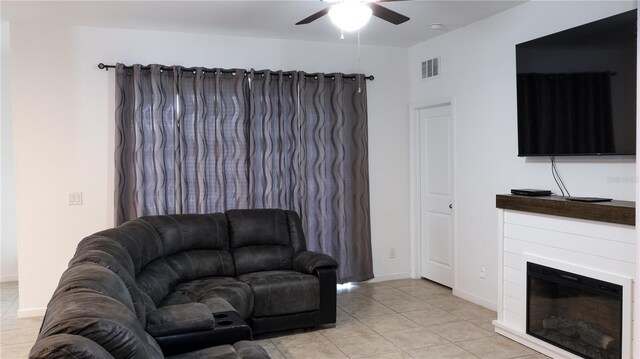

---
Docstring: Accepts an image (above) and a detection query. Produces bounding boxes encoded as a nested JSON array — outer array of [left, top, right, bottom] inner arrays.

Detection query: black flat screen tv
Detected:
[[516, 9, 637, 156]]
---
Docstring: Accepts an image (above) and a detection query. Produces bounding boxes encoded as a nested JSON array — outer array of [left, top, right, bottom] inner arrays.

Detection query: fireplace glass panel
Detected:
[[526, 262, 622, 359]]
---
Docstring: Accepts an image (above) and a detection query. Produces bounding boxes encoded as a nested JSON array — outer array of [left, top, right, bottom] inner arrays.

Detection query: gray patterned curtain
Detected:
[[115, 64, 249, 222], [115, 64, 372, 283], [247, 70, 299, 209], [296, 73, 372, 283]]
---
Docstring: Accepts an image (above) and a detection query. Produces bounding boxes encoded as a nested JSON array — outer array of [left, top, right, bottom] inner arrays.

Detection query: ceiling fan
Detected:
[[295, 0, 410, 30]]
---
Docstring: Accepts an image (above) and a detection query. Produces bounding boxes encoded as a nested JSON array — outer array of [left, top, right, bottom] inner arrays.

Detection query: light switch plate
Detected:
[[68, 192, 83, 205]]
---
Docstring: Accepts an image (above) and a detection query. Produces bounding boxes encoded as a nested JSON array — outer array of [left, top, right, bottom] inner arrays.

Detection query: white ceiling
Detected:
[[1, 1, 526, 47]]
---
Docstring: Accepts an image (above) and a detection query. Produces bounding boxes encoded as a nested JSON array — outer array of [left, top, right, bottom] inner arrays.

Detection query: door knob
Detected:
[[449, 204, 453, 209]]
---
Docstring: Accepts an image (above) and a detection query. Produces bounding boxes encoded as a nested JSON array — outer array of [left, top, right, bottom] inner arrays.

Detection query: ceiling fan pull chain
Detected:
[[341, 28, 344, 40]]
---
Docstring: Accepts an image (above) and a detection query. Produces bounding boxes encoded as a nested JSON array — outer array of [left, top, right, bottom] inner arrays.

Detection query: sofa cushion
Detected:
[[232, 245, 293, 276], [52, 263, 135, 315], [227, 209, 290, 248], [29, 334, 115, 359], [137, 251, 236, 309], [227, 209, 295, 275], [232, 340, 271, 359], [161, 277, 254, 319], [39, 291, 163, 358], [166, 340, 270, 359], [141, 215, 236, 284], [136, 257, 180, 305], [94, 219, 163, 274], [141, 214, 229, 255], [146, 303, 214, 337], [202, 297, 237, 314], [237, 270, 319, 317], [284, 210, 307, 253], [75, 235, 136, 275], [166, 250, 235, 282], [68, 249, 148, 326]]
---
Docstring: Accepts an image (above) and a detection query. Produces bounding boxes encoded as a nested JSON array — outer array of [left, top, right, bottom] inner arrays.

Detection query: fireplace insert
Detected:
[[526, 262, 622, 359]]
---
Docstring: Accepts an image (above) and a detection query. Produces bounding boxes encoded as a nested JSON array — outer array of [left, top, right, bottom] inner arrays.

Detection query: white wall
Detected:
[[8, 23, 410, 314], [1, 21, 18, 283], [409, 1, 637, 309]]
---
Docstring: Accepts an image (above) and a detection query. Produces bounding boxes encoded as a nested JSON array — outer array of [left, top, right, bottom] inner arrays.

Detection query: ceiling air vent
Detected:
[[421, 57, 440, 79]]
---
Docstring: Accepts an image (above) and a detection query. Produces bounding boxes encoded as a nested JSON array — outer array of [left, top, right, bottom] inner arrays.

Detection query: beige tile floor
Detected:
[[1, 282, 43, 358], [0, 279, 549, 358]]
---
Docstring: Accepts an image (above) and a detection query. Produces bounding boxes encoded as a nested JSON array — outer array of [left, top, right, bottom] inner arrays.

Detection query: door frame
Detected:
[[409, 98, 457, 286]]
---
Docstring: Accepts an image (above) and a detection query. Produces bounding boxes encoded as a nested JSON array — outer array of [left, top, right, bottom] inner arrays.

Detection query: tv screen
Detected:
[[516, 9, 637, 156]]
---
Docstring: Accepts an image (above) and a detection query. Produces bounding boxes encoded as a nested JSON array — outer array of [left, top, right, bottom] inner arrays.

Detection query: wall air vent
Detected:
[[421, 57, 440, 79]]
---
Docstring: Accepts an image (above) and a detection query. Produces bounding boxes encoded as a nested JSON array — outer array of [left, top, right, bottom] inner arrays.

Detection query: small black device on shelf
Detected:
[[564, 196, 612, 203], [511, 189, 552, 197]]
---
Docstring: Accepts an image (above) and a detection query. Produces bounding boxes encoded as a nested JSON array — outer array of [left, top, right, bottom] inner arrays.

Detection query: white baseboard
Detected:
[[18, 307, 46, 318], [452, 287, 497, 311], [1, 275, 18, 283], [365, 272, 411, 283]]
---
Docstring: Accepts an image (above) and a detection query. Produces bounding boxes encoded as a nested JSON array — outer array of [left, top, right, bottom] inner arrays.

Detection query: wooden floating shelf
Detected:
[[496, 194, 635, 226]]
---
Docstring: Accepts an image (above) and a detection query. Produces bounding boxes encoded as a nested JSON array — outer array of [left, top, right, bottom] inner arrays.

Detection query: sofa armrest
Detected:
[[293, 251, 338, 274], [146, 303, 214, 337], [29, 334, 115, 359], [316, 267, 337, 326]]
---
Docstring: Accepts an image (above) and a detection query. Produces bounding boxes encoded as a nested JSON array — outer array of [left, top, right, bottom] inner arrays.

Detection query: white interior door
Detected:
[[419, 104, 453, 287]]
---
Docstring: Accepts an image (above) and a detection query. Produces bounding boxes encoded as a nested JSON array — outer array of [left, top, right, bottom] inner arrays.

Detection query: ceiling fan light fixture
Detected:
[[328, 2, 372, 32]]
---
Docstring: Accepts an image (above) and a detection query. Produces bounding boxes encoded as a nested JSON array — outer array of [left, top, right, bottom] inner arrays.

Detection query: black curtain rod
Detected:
[[98, 63, 374, 81]]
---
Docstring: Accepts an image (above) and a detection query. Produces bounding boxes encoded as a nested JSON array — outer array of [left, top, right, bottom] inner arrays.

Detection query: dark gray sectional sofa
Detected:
[[29, 209, 338, 358]]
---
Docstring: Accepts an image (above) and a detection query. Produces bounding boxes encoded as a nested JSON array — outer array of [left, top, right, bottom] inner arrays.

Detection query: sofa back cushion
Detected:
[[93, 219, 163, 275], [140, 214, 229, 254], [51, 263, 136, 315], [29, 334, 116, 359], [68, 248, 148, 326], [137, 214, 235, 305], [284, 210, 308, 253], [227, 209, 290, 247], [135, 256, 180, 306], [166, 250, 235, 281], [227, 209, 294, 275], [38, 267, 163, 359], [75, 235, 136, 275]]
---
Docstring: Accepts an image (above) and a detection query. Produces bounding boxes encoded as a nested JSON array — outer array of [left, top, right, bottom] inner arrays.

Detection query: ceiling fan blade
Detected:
[[369, 2, 410, 25], [295, 7, 330, 25]]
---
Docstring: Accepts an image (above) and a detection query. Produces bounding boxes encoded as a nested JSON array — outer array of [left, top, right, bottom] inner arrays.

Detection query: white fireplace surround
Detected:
[[494, 210, 635, 359]]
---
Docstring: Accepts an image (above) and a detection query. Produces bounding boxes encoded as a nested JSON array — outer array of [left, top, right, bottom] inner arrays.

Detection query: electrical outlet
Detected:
[[389, 248, 396, 259], [480, 266, 486, 279]]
